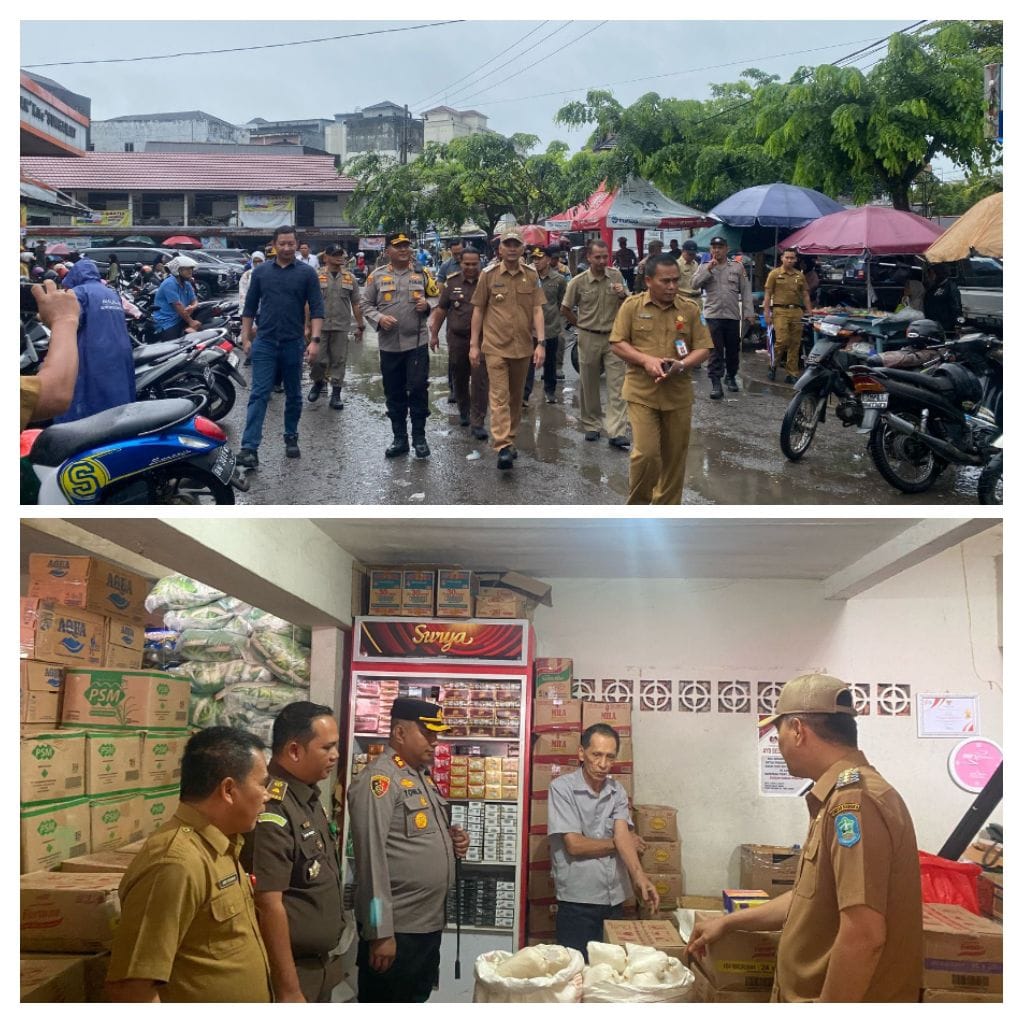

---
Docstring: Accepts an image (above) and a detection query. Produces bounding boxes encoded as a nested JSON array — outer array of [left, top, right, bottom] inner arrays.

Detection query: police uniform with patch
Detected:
[[347, 699, 455, 1003], [771, 751, 922, 1000], [108, 802, 272, 1002], [309, 249, 362, 403], [241, 766, 344, 1002]]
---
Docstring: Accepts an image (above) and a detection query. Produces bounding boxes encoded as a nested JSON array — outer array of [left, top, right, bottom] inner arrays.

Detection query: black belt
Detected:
[[772, 304, 802, 309], [579, 328, 610, 334]]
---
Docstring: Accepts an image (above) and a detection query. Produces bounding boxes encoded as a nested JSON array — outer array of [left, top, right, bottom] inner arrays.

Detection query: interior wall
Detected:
[[531, 533, 1003, 896]]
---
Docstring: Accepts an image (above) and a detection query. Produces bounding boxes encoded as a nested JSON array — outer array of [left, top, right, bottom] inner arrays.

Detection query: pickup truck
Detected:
[[951, 256, 1002, 334]]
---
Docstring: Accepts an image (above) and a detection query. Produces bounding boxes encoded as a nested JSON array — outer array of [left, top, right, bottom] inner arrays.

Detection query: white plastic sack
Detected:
[[473, 945, 584, 1003], [251, 628, 311, 686], [145, 574, 227, 612], [582, 942, 694, 1003], [177, 628, 250, 663], [163, 603, 252, 635], [245, 608, 312, 646], [189, 694, 228, 729], [170, 659, 275, 695]]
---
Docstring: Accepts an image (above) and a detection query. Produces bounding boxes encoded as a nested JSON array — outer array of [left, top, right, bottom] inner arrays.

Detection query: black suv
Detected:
[[80, 246, 237, 299]]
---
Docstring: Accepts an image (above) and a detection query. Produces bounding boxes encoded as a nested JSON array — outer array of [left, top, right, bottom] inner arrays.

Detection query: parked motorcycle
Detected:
[[22, 397, 248, 505], [851, 332, 1002, 495], [977, 440, 1003, 505]]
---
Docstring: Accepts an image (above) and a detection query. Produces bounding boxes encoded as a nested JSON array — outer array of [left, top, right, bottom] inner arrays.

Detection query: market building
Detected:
[[19, 518, 1003, 1004], [89, 110, 248, 152]]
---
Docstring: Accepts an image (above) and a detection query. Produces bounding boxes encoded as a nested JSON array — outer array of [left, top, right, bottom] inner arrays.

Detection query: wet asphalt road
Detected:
[[222, 325, 983, 507]]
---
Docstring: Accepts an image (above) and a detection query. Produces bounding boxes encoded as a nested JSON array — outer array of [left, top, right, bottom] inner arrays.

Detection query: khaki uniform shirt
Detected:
[[108, 803, 272, 1002], [317, 267, 360, 331], [241, 765, 343, 959], [347, 746, 455, 938], [676, 257, 702, 299], [21, 377, 42, 429], [471, 261, 544, 359], [563, 267, 628, 332], [773, 753, 923, 1003], [438, 272, 479, 337], [692, 259, 754, 320], [538, 267, 568, 339], [765, 267, 808, 309], [610, 293, 713, 411], [360, 264, 430, 353]]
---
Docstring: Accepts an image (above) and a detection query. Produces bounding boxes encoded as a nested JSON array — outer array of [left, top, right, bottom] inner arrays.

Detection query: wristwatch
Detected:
[[311, 336, 321, 343]]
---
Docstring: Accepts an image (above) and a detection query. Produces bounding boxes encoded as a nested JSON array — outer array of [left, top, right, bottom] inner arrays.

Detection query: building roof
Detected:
[[21, 153, 355, 193], [95, 110, 241, 131], [424, 105, 487, 119]]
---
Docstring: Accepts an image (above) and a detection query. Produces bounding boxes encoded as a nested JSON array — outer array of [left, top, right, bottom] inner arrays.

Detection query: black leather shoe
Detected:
[[785, 374, 798, 384], [497, 447, 515, 471], [725, 376, 739, 392], [768, 367, 777, 381], [385, 438, 409, 458], [236, 448, 259, 469], [459, 413, 470, 426], [413, 438, 430, 459], [307, 381, 324, 402], [471, 426, 489, 440], [284, 435, 300, 458], [584, 430, 600, 441], [710, 380, 724, 400], [329, 387, 344, 409], [608, 436, 631, 450], [544, 391, 557, 404]]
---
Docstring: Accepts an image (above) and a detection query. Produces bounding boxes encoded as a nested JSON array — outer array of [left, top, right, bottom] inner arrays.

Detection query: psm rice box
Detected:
[[20, 729, 86, 804], [20, 797, 91, 873], [61, 669, 190, 729], [89, 793, 145, 851]]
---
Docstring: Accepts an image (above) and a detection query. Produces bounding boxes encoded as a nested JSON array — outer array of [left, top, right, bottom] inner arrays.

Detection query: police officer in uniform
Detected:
[[429, 246, 488, 437], [241, 702, 344, 1002], [360, 232, 437, 459], [610, 253, 712, 504], [307, 244, 364, 409], [675, 239, 702, 303], [107, 727, 273, 1002], [763, 247, 813, 383], [687, 674, 923, 1002], [347, 698, 470, 1002]]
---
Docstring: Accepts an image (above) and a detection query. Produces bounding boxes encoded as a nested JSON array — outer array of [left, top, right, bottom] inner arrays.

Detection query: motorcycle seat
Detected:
[[189, 328, 226, 344], [30, 398, 200, 466], [879, 368, 955, 392], [132, 342, 182, 365]]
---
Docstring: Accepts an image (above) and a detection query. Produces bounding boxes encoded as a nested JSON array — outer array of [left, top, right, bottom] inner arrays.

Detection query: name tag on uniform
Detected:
[[302, 829, 317, 840], [638, 313, 653, 319], [217, 873, 238, 890]]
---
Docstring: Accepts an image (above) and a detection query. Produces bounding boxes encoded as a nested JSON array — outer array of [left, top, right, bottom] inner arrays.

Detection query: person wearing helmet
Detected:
[[20, 251, 35, 278], [152, 255, 201, 340]]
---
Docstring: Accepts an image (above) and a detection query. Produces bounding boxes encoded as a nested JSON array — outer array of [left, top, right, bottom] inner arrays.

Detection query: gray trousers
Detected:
[[310, 329, 352, 386]]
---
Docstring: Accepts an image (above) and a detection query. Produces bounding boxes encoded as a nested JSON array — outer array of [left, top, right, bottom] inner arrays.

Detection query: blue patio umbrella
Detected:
[[709, 183, 845, 229], [691, 222, 779, 253]]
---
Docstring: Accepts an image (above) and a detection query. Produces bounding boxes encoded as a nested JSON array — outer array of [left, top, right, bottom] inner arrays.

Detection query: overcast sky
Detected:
[[20, 6, 997, 178]]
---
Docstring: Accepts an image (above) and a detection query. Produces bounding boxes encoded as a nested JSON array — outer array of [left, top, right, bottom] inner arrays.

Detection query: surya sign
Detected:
[[358, 620, 525, 662]]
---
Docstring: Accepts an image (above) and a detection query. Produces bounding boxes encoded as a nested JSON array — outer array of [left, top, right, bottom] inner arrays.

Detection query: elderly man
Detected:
[[347, 698, 469, 1002], [687, 674, 923, 1002], [107, 727, 272, 1002]]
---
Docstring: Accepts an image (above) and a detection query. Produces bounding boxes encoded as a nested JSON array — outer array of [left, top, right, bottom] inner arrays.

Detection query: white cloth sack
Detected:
[[582, 941, 695, 1003], [473, 945, 584, 1003]]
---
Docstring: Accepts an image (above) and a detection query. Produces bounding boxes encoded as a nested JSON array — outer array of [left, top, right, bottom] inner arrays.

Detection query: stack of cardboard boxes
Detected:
[[633, 805, 684, 918], [921, 904, 1003, 1002]]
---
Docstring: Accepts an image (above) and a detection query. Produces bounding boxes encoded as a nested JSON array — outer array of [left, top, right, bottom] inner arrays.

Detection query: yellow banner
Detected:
[[239, 194, 294, 214], [72, 209, 132, 227]]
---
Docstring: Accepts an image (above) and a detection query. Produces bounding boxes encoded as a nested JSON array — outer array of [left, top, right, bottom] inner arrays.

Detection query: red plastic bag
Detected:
[[918, 851, 982, 914]]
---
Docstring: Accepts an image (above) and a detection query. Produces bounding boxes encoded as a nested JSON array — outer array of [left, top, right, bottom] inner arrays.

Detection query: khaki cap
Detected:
[[500, 228, 524, 243], [758, 673, 857, 728]]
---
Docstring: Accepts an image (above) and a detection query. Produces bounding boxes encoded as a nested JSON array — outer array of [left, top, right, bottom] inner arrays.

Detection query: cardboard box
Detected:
[[532, 699, 582, 733], [142, 786, 180, 833], [28, 554, 150, 624], [475, 588, 531, 620], [603, 919, 687, 961], [635, 804, 680, 842], [116, 838, 148, 855], [532, 731, 581, 760], [31, 602, 106, 668], [90, 793, 145, 851], [921, 988, 1003, 1003], [922, 903, 1002, 994], [20, 957, 88, 1003], [535, 678, 572, 700], [723, 889, 771, 913], [689, 957, 772, 1003], [368, 569, 403, 616], [20, 685, 60, 725], [649, 872, 685, 902], [615, 772, 634, 800], [527, 901, 557, 939], [527, 869, 556, 902], [401, 569, 435, 616], [62, 670, 190, 730], [530, 762, 576, 796], [20, 871, 122, 952], [640, 841, 683, 874], [963, 838, 1003, 872], [528, 834, 550, 866], [101, 643, 144, 670], [21, 597, 39, 657], [478, 570, 552, 607], [105, 615, 145, 653], [740, 843, 801, 895], [21, 659, 64, 693], [530, 798, 548, 832], [611, 736, 633, 768], [20, 729, 86, 804], [20, 797, 91, 873], [140, 730, 188, 789], [28, 952, 110, 1003], [689, 910, 779, 992], [85, 730, 142, 796], [61, 849, 137, 873], [436, 569, 473, 618], [977, 871, 1003, 922], [581, 700, 632, 735], [534, 658, 572, 698]]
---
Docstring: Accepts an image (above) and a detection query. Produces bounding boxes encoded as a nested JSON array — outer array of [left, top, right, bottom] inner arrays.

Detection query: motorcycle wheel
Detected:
[[100, 466, 234, 505], [780, 392, 826, 461], [868, 414, 946, 493], [978, 453, 1003, 505], [203, 376, 236, 421]]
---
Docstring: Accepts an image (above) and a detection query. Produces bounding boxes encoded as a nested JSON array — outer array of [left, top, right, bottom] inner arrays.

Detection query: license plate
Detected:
[[806, 352, 822, 365], [211, 447, 235, 483], [861, 393, 889, 409], [227, 352, 239, 368]]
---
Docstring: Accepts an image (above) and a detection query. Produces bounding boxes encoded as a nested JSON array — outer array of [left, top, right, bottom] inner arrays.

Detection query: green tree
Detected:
[[343, 152, 431, 234]]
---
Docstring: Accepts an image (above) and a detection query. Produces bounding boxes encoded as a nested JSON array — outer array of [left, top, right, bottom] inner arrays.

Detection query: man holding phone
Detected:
[[692, 236, 755, 399]]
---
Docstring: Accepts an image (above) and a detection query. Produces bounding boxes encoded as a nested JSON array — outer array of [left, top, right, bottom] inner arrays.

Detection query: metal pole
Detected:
[[453, 856, 462, 979]]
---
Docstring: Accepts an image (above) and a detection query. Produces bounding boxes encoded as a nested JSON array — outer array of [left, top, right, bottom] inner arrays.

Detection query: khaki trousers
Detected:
[[484, 352, 531, 451], [578, 329, 628, 437], [310, 328, 352, 386], [772, 308, 804, 375], [625, 395, 695, 505]]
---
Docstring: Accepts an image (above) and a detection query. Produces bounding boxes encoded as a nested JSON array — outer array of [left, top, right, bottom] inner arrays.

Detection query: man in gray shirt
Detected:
[[547, 723, 659, 958]]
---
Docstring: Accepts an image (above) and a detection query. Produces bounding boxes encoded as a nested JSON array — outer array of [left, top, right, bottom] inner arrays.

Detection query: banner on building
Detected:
[[358, 236, 385, 251], [238, 194, 295, 228], [72, 209, 131, 227]]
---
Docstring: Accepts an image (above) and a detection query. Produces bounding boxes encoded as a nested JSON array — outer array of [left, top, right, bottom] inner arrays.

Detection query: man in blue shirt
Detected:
[[238, 225, 324, 466], [547, 723, 659, 959], [151, 256, 201, 340]]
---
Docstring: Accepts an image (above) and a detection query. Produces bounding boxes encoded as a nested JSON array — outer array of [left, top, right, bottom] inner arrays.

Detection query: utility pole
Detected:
[[401, 104, 409, 165]]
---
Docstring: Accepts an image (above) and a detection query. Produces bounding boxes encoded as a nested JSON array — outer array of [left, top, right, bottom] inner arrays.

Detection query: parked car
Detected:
[[202, 248, 251, 270], [80, 247, 235, 299], [950, 256, 1002, 334], [182, 250, 242, 290]]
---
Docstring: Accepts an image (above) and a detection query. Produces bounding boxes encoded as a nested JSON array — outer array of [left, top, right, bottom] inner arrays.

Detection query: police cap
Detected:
[[391, 697, 451, 732]]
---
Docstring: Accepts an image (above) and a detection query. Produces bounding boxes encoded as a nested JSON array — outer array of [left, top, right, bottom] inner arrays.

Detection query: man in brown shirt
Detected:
[[308, 244, 363, 409], [764, 247, 812, 383], [609, 254, 712, 504], [470, 228, 546, 471], [687, 674, 923, 1003], [675, 239, 702, 302]]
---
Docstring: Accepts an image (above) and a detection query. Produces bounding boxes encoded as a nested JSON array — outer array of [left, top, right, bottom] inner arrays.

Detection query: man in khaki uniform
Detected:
[[688, 674, 923, 1002], [764, 246, 813, 383], [308, 244, 363, 409], [676, 239, 702, 302], [610, 254, 712, 504], [562, 240, 631, 448], [470, 228, 546, 472], [348, 698, 469, 1002], [107, 727, 273, 1002]]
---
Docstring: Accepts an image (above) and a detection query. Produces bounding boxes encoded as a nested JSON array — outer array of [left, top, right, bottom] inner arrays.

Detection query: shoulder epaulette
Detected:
[[835, 767, 862, 789], [267, 778, 289, 802]]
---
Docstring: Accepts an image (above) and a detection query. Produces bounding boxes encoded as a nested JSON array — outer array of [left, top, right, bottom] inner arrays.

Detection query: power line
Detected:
[[22, 21, 464, 68], [411, 21, 552, 110]]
